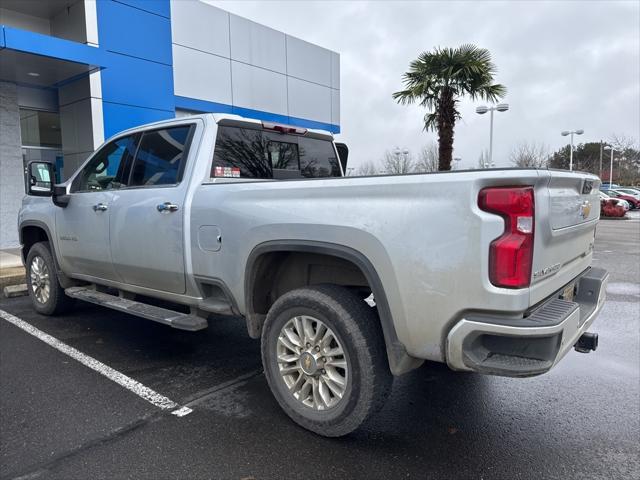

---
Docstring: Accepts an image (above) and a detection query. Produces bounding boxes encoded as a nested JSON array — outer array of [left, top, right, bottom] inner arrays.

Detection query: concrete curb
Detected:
[[0, 266, 26, 290], [600, 216, 630, 221], [3, 284, 28, 298]]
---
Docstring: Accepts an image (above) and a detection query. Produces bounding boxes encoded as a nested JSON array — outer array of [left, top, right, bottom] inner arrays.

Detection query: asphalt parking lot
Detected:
[[1, 213, 639, 480]]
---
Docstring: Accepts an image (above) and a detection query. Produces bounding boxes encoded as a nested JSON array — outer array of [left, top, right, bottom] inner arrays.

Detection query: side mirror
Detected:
[[27, 162, 55, 197], [335, 142, 349, 175]]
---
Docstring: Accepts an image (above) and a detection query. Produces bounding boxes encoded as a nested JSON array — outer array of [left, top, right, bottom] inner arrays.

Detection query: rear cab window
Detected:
[[212, 124, 341, 180]]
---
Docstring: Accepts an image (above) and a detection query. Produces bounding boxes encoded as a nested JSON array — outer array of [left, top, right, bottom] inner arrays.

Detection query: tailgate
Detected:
[[529, 170, 601, 305]]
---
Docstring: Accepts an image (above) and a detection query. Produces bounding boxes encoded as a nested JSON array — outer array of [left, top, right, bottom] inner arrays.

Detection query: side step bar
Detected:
[[65, 287, 208, 331]]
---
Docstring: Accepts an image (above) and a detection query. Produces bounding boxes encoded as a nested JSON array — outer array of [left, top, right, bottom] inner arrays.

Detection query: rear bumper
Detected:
[[446, 267, 609, 377]]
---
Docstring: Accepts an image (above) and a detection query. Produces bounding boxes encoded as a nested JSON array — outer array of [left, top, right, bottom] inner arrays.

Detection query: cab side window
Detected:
[[212, 126, 270, 178], [71, 135, 138, 192], [129, 126, 192, 187]]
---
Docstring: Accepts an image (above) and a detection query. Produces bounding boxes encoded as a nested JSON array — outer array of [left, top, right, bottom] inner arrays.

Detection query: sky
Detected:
[[212, 0, 640, 171]]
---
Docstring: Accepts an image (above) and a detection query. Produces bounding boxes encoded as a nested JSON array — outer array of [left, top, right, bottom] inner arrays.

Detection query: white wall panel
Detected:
[[331, 52, 340, 90], [287, 77, 331, 124], [175, 108, 199, 118], [331, 88, 340, 126], [170, 0, 230, 58], [230, 15, 286, 74], [231, 61, 287, 115], [173, 44, 232, 105], [84, 0, 99, 46], [169, 2, 339, 128], [286, 36, 331, 87]]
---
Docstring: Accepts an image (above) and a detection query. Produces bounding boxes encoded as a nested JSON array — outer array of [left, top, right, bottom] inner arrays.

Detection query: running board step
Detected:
[[65, 287, 208, 331]]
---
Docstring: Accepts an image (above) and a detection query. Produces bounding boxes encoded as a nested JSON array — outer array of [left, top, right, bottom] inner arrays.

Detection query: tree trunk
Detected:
[[437, 88, 455, 171]]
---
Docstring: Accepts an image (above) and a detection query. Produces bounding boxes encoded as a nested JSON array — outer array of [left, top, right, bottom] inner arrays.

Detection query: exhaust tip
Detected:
[[574, 332, 598, 353]]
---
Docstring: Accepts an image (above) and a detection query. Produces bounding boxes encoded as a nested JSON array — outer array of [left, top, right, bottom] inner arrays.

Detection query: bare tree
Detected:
[[355, 161, 379, 176], [609, 134, 638, 153], [608, 134, 640, 185], [509, 141, 549, 168], [382, 150, 414, 174], [414, 142, 439, 173]]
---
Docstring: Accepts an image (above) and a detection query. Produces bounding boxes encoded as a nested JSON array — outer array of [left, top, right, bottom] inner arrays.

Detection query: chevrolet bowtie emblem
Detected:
[[580, 201, 591, 219]]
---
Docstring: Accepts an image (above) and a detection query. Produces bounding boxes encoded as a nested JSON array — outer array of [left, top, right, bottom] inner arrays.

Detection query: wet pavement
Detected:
[[1, 213, 638, 479]]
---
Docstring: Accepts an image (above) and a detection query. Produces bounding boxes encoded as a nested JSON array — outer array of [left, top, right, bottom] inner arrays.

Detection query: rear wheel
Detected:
[[261, 285, 392, 437], [26, 242, 74, 315]]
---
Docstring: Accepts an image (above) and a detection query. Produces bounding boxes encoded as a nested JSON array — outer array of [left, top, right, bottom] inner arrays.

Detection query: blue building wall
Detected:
[[94, 0, 339, 137], [96, 0, 175, 138], [2, 0, 339, 141]]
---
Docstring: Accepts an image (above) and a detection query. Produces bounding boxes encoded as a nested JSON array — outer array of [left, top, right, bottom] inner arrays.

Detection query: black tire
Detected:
[[261, 284, 392, 437], [25, 241, 74, 316]]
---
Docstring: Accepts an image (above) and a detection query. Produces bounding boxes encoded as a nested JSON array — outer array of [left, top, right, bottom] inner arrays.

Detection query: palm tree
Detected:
[[393, 44, 506, 171]]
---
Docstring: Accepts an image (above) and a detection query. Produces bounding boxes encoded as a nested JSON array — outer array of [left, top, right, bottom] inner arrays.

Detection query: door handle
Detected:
[[157, 202, 179, 212], [92, 203, 108, 212]]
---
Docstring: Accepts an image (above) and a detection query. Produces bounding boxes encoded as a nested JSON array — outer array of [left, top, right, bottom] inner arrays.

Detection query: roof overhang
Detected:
[[0, 25, 108, 88]]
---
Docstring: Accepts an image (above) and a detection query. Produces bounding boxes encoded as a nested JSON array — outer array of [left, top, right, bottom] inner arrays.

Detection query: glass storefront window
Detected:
[[19, 109, 62, 148]]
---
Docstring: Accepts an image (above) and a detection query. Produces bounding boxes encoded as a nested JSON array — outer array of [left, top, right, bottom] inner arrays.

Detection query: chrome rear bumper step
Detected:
[[65, 286, 208, 331]]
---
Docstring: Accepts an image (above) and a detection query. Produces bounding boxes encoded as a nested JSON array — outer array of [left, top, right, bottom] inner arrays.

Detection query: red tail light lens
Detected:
[[478, 186, 535, 288]]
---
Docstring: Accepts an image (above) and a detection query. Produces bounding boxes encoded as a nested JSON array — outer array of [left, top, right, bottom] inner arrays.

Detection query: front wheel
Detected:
[[261, 285, 392, 437], [25, 241, 74, 315]]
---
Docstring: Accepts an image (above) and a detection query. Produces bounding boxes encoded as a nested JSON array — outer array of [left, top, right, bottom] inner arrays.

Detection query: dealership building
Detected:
[[0, 0, 340, 248]]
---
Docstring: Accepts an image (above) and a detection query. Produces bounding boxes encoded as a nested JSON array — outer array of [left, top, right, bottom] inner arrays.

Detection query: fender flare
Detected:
[[19, 220, 76, 289], [244, 240, 422, 375]]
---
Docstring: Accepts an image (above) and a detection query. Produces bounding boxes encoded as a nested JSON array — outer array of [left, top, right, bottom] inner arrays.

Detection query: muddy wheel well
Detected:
[[246, 251, 370, 338], [251, 251, 370, 315]]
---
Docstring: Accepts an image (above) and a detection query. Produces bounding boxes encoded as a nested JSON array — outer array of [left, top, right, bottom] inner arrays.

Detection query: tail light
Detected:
[[478, 186, 535, 288]]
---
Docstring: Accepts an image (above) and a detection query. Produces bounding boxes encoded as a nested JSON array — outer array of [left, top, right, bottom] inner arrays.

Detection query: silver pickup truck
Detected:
[[19, 113, 608, 436]]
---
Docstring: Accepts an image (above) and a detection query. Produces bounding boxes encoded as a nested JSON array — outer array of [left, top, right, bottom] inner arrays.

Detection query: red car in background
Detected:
[[602, 189, 640, 210]]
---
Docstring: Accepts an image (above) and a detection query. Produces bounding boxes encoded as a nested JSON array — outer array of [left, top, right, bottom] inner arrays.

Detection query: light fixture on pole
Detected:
[[561, 129, 584, 171], [393, 147, 410, 161], [476, 104, 509, 166], [604, 145, 614, 185]]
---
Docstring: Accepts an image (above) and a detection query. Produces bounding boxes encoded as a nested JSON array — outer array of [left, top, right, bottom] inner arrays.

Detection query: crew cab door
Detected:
[[108, 124, 195, 294], [55, 134, 138, 280]]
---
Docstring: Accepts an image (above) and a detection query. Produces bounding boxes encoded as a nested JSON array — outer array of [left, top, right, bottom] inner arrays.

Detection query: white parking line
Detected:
[[0, 308, 191, 417]]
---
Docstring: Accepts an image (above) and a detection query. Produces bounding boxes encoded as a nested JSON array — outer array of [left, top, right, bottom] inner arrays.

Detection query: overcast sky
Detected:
[[213, 0, 640, 171]]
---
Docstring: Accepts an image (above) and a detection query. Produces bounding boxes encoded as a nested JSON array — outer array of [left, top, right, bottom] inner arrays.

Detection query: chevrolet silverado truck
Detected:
[[19, 113, 608, 437]]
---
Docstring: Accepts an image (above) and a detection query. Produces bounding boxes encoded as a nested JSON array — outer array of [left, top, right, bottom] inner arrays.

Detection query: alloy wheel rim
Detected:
[[30, 256, 50, 304], [276, 315, 348, 410]]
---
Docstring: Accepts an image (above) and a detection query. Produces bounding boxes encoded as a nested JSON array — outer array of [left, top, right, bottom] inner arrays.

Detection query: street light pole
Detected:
[[489, 108, 494, 166], [476, 104, 509, 166], [610, 148, 614, 185], [561, 129, 584, 171], [599, 140, 603, 179], [604, 145, 614, 185]]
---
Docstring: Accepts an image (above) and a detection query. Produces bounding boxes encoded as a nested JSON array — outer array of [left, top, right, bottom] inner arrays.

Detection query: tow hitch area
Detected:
[[574, 332, 598, 353]]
